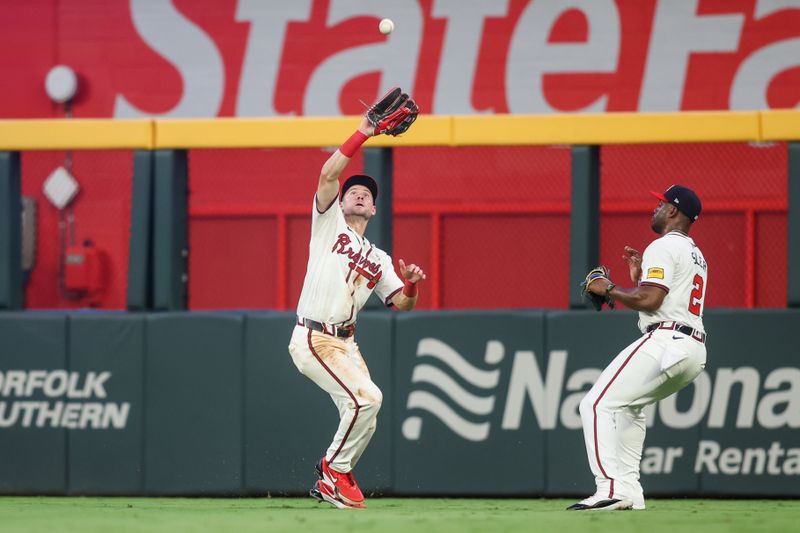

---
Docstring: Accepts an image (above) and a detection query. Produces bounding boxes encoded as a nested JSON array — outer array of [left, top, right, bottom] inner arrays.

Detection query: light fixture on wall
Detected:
[[44, 65, 78, 104]]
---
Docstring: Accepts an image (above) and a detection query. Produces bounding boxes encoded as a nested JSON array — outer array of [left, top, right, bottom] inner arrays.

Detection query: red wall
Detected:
[[601, 143, 787, 308], [22, 151, 132, 309], [184, 143, 787, 311], [5, 1, 794, 309], [18, 143, 787, 310]]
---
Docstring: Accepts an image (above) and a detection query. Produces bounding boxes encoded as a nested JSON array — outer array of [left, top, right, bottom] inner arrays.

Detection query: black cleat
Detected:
[[309, 480, 324, 502], [566, 498, 632, 511], [310, 458, 326, 503], [566, 502, 591, 510]]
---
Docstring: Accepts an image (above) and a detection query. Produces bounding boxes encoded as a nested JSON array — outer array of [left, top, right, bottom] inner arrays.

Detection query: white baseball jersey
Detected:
[[296, 195, 404, 325], [637, 231, 708, 333]]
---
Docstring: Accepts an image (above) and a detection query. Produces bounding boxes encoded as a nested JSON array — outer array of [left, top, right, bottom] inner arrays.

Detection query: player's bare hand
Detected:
[[399, 259, 426, 283], [358, 116, 375, 137], [622, 245, 642, 283]]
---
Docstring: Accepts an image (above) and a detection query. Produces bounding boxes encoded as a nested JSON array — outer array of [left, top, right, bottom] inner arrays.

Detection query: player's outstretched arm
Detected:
[[391, 259, 426, 311], [316, 116, 375, 211], [316, 87, 418, 210]]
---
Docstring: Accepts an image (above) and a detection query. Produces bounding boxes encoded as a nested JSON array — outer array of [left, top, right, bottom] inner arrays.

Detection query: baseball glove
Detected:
[[580, 265, 616, 311], [367, 87, 418, 136]]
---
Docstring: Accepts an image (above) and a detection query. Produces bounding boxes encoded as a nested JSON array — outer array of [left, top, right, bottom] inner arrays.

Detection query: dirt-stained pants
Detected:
[[288, 325, 383, 473]]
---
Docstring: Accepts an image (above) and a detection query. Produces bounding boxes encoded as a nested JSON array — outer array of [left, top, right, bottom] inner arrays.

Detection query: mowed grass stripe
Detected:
[[0, 497, 796, 533]]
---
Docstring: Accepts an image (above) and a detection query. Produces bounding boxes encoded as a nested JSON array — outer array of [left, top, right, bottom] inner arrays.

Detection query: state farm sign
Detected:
[[2, 0, 798, 118]]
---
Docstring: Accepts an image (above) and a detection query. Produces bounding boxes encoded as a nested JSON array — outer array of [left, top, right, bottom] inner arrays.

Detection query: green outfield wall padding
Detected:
[[362, 147, 393, 256], [152, 151, 188, 311], [0, 310, 798, 497], [144, 313, 244, 494], [67, 315, 145, 494], [127, 152, 154, 311], [0, 151, 22, 310], [699, 310, 800, 496], [789, 142, 800, 307], [392, 311, 547, 495], [363, 148, 394, 310], [0, 314, 67, 494], [569, 145, 600, 310]]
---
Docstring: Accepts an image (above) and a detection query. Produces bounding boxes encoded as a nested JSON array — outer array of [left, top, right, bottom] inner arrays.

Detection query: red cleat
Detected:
[[313, 479, 366, 509], [317, 457, 366, 507]]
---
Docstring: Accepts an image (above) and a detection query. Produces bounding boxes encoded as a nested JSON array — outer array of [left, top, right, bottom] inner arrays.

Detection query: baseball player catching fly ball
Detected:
[[571, 184, 708, 511], [288, 88, 422, 510]]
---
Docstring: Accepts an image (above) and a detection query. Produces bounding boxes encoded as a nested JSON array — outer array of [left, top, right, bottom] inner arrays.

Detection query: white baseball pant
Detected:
[[579, 328, 706, 500], [288, 325, 383, 473]]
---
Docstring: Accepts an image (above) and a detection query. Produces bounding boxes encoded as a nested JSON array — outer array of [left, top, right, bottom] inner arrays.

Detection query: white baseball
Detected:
[[379, 18, 394, 35]]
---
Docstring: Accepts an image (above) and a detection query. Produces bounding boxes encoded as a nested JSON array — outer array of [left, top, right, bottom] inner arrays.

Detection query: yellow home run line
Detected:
[[0, 110, 797, 150]]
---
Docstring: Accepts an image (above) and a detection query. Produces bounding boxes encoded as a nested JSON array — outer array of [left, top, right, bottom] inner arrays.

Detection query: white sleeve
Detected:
[[640, 238, 674, 293], [374, 251, 405, 307], [310, 193, 340, 243]]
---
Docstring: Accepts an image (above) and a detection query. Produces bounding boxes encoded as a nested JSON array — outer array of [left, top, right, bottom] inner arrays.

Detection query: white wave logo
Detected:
[[402, 338, 504, 442]]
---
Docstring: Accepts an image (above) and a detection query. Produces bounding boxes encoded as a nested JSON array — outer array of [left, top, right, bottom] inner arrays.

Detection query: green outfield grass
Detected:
[[0, 497, 796, 533]]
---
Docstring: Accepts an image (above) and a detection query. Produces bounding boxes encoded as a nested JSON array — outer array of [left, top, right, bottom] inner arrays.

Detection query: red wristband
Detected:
[[402, 280, 418, 298], [339, 131, 368, 158]]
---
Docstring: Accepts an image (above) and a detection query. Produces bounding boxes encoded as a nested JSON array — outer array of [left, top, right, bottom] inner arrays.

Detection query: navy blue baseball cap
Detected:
[[341, 174, 378, 201], [650, 184, 701, 222]]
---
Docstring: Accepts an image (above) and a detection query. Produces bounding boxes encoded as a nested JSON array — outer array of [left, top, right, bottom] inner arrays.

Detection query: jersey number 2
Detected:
[[688, 274, 704, 316]]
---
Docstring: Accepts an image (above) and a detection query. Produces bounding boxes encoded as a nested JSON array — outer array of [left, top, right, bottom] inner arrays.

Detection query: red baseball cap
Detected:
[[650, 184, 701, 222]]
